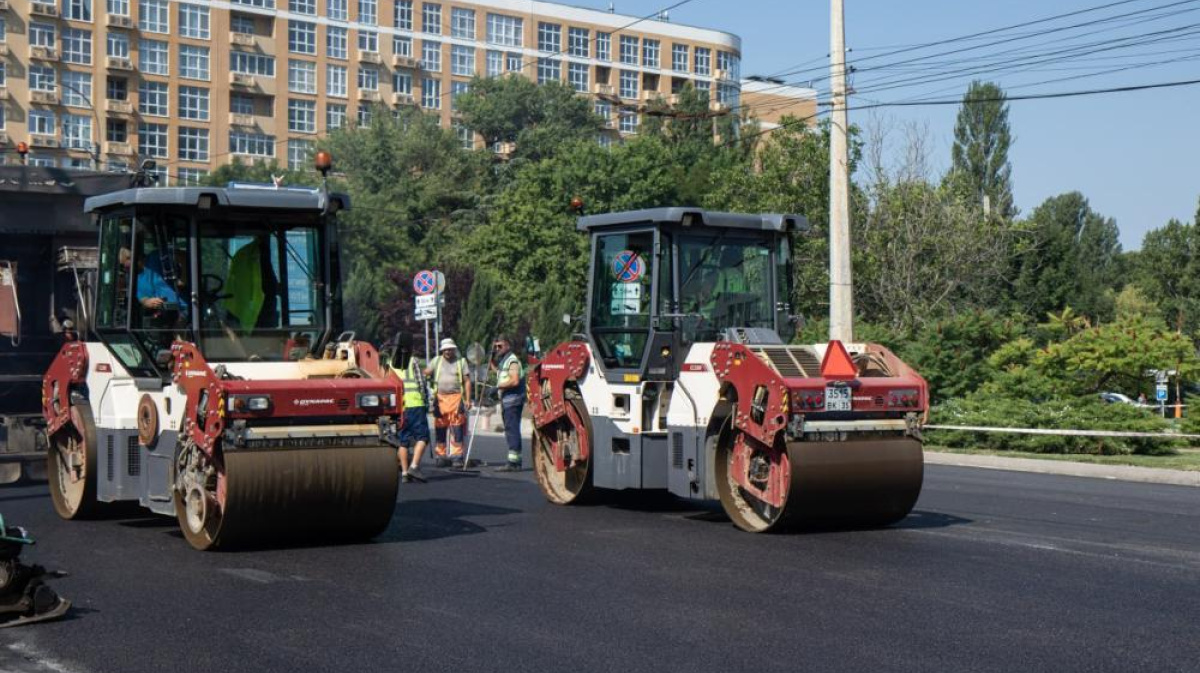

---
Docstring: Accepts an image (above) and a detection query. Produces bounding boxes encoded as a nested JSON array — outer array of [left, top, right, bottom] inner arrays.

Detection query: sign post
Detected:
[[1157, 383, 1169, 418], [414, 270, 438, 363]]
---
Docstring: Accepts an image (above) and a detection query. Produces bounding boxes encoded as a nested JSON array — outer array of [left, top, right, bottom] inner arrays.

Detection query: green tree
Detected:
[[455, 75, 599, 162], [901, 311, 1027, 402], [200, 158, 315, 187], [1036, 316, 1198, 395], [1134, 206, 1200, 333], [945, 80, 1015, 220]]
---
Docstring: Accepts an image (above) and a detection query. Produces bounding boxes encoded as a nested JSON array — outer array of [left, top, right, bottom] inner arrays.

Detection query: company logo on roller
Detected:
[[295, 398, 336, 406]]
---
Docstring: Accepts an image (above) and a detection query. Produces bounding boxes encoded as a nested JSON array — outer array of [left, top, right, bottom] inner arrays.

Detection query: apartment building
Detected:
[[0, 0, 741, 182], [740, 77, 818, 132]]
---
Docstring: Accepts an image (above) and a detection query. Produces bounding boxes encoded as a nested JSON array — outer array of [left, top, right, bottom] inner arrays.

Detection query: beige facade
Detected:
[[740, 78, 818, 132], [0, 0, 741, 181]]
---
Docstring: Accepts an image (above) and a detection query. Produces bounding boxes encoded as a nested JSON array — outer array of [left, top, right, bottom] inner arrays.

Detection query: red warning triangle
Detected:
[[820, 340, 858, 378]]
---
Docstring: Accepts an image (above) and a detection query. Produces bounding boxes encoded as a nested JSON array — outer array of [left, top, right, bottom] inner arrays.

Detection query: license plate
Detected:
[[825, 386, 852, 412]]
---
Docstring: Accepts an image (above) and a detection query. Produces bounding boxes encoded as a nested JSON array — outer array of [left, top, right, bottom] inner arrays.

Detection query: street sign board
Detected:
[[435, 270, 446, 293], [415, 306, 438, 321], [413, 270, 437, 296], [415, 294, 437, 309], [1156, 384, 1168, 402]]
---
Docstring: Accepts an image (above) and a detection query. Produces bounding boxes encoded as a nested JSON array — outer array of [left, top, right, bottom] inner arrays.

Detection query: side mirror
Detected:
[[562, 313, 572, 326]]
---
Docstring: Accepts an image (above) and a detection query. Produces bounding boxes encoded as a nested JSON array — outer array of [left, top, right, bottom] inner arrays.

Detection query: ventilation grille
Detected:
[[126, 436, 140, 477], [671, 433, 684, 469], [106, 435, 114, 482], [754, 346, 822, 378], [336, 398, 351, 411]]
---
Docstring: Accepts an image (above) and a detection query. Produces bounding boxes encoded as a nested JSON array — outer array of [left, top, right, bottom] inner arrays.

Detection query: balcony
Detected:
[[357, 89, 381, 102], [709, 100, 729, 113], [230, 72, 257, 88], [392, 92, 415, 106], [31, 2, 59, 18], [106, 56, 134, 71], [714, 69, 730, 82], [0, 0, 8, 10], [358, 50, 382, 64], [0, 44, 8, 58], [31, 90, 60, 105], [105, 142, 134, 156], [30, 135, 59, 148], [229, 113, 257, 127], [0, 87, 7, 101], [593, 83, 616, 97], [106, 14, 133, 28], [392, 55, 421, 70], [31, 46, 58, 61], [231, 33, 257, 48], [105, 99, 134, 115]]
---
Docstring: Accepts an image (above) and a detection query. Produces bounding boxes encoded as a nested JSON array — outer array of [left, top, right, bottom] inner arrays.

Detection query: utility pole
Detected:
[[828, 0, 854, 343]]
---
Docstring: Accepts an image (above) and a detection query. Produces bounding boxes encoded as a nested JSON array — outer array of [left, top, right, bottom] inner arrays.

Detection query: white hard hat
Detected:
[[440, 338, 458, 352]]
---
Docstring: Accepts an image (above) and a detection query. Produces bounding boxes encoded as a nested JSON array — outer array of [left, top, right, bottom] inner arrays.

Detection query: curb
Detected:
[[924, 451, 1200, 488]]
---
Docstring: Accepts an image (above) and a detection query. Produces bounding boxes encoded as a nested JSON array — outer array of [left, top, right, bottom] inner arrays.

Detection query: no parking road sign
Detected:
[[611, 250, 644, 282], [413, 270, 437, 296]]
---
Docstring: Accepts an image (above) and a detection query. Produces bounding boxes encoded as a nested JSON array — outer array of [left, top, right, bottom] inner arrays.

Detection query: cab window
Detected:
[[590, 231, 654, 369]]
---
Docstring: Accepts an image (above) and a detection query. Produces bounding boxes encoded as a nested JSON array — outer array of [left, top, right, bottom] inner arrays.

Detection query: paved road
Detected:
[[1, 437, 1198, 673]]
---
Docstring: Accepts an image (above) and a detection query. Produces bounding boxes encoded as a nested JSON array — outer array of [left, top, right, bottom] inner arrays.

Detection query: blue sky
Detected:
[[574, 0, 1200, 250]]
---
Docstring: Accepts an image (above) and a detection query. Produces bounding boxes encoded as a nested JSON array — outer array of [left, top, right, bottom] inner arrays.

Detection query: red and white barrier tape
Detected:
[[924, 425, 1200, 440]]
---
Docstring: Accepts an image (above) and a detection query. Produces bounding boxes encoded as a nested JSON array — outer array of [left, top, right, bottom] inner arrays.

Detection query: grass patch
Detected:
[[926, 445, 1200, 471]]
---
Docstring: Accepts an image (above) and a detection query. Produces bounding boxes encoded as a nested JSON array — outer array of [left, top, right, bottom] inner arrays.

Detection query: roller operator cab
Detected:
[[42, 184, 402, 550], [528, 208, 927, 532]]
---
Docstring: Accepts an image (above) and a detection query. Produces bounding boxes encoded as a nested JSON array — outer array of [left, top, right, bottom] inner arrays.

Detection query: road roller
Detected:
[[41, 160, 402, 550], [528, 208, 927, 532]]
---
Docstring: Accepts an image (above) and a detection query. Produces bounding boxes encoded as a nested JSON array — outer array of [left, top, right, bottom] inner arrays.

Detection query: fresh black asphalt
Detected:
[[1, 436, 1197, 673]]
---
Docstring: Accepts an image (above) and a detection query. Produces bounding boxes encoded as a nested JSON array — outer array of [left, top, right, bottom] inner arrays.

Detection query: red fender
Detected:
[[42, 341, 89, 436], [351, 341, 384, 378], [710, 342, 792, 448], [171, 341, 226, 456], [527, 341, 590, 429]]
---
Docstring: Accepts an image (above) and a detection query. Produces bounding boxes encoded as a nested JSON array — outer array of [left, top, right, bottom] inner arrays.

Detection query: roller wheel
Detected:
[[714, 426, 794, 533], [48, 405, 100, 520], [173, 441, 224, 551], [534, 392, 593, 505]]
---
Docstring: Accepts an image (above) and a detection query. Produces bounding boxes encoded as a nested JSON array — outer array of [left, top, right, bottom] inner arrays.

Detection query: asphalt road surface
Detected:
[[1, 437, 1198, 673]]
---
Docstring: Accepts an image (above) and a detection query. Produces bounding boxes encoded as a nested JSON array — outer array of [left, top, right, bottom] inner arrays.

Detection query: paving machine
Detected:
[[42, 165, 402, 550], [528, 208, 926, 532]]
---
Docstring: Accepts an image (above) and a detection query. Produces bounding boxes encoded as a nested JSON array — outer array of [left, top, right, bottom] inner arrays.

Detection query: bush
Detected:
[[930, 395, 1181, 455]]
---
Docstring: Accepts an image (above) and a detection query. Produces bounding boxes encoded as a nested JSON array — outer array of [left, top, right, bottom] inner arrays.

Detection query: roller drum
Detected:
[[783, 438, 924, 528]]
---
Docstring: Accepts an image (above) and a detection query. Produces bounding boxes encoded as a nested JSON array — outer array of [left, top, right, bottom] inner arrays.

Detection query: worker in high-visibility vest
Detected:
[[425, 338, 471, 468], [394, 355, 430, 483], [491, 336, 526, 472]]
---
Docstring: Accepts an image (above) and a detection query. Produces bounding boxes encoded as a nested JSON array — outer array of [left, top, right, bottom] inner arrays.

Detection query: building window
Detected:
[[289, 21, 317, 54], [357, 66, 379, 90], [422, 3, 441, 34], [643, 39, 660, 69], [288, 0, 315, 15], [358, 0, 377, 25], [450, 80, 468, 111], [394, 0, 413, 29], [486, 50, 503, 77], [619, 35, 638, 65], [108, 0, 129, 15], [327, 26, 348, 59], [139, 39, 169, 76], [672, 44, 689, 72], [619, 108, 638, 134], [106, 119, 127, 142], [393, 71, 412, 95], [288, 99, 317, 133], [30, 110, 57, 137], [138, 0, 169, 34], [694, 79, 710, 97], [138, 81, 169, 117], [357, 105, 371, 126], [229, 131, 275, 157], [232, 52, 276, 77], [231, 0, 275, 9], [179, 4, 210, 39], [594, 100, 611, 119], [327, 0, 347, 21], [567, 62, 588, 93], [568, 27, 589, 58], [30, 23, 57, 49], [619, 70, 638, 99], [537, 58, 560, 84], [421, 41, 441, 72], [358, 30, 379, 53], [538, 22, 561, 53], [486, 14, 522, 47], [0, 106, 5, 131], [231, 15, 256, 35], [138, 122, 168, 158], [178, 85, 209, 120], [178, 127, 209, 162], [421, 77, 440, 109], [0, 64, 5, 89], [288, 139, 314, 170], [63, 115, 93, 151], [29, 66, 57, 93], [506, 52, 522, 72], [177, 168, 208, 186], [327, 64, 347, 97], [393, 35, 413, 57], [179, 45, 210, 80], [230, 94, 254, 115], [694, 47, 711, 76], [62, 29, 93, 65], [107, 32, 129, 59], [65, 0, 93, 21], [451, 7, 474, 39], [106, 77, 128, 101], [451, 45, 474, 77], [61, 71, 93, 108], [597, 32, 611, 61], [327, 103, 347, 130], [452, 122, 473, 149], [717, 51, 740, 79], [288, 59, 317, 93]]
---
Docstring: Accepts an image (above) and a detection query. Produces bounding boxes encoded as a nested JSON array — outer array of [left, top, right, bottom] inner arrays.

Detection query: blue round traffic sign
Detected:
[[612, 250, 644, 282], [413, 270, 437, 295]]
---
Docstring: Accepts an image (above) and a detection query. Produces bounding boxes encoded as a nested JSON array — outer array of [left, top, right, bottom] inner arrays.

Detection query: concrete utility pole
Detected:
[[828, 0, 854, 343]]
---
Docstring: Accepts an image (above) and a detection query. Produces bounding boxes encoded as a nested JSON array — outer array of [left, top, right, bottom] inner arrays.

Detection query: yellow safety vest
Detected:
[[398, 359, 427, 409]]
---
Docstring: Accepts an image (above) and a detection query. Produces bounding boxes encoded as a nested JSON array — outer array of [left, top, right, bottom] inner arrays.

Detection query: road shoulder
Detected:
[[925, 450, 1200, 487]]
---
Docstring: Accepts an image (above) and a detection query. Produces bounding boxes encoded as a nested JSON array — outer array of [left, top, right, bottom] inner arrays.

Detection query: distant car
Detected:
[[1099, 392, 1152, 407]]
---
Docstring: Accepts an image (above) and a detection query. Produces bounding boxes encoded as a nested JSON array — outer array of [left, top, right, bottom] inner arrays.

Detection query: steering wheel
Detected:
[[200, 274, 232, 302]]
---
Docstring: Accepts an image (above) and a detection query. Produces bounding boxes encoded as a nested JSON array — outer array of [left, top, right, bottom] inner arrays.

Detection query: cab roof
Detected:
[[577, 208, 808, 233], [84, 185, 350, 214]]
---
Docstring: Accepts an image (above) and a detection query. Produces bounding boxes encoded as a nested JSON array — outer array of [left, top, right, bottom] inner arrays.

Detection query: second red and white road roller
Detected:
[[528, 208, 927, 532]]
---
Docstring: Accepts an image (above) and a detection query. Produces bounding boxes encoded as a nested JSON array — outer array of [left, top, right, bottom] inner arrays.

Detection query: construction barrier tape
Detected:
[[924, 425, 1200, 440]]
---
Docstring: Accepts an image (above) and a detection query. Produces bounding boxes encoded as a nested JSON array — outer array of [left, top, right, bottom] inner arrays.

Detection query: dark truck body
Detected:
[[0, 167, 130, 481]]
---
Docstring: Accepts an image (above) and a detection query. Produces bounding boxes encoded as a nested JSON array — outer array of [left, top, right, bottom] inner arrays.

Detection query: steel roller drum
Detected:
[[184, 446, 399, 549], [782, 438, 924, 528]]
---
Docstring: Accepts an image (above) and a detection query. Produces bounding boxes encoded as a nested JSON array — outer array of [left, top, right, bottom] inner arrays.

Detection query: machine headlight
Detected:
[[229, 395, 272, 412], [358, 393, 383, 408]]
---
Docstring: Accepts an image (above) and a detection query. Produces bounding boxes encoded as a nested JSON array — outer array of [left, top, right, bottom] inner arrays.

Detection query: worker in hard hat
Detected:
[[425, 338, 471, 468], [491, 336, 526, 472]]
